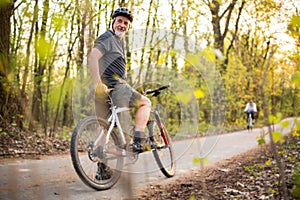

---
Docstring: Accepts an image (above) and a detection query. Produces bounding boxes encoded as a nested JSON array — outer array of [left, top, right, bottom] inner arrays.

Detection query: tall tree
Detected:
[[0, 0, 23, 127], [204, 0, 245, 73], [30, 0, 50, 133], [288, 12, 300, 116], [21, 0, 38, 99], [52, 1, 78, 134]]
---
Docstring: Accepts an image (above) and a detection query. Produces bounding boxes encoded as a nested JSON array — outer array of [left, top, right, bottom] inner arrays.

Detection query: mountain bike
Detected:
[[70, 84, 176, 190]]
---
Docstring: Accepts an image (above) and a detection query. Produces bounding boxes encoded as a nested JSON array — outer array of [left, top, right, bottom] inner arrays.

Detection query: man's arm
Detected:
[[87, 48, 102, 85], [87, 48, 109, 93]]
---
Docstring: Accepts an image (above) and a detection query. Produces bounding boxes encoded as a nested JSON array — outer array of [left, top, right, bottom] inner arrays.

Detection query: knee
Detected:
[[140, 96, 151, 108]]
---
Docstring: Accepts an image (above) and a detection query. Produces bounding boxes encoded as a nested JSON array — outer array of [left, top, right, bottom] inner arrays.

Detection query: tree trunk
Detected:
[[21, 0, 38, 99], [0, 2, 12, 119], [208, 0, 240, 73], [0, 1, 23, 128], [137, 0, 153, 84], [30, 0, 50, 134], [51, 3, 77, 135]]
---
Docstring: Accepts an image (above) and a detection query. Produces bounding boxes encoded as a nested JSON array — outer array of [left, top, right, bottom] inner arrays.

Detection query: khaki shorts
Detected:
[[94, 83, 141, 119], [111, 83, 142, 108]]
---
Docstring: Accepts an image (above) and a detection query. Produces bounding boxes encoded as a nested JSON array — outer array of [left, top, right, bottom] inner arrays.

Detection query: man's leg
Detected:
[[110, 84, 151, 152], [251, 111, 255, 124], [135, 96, 151, 131], [133, 96, 151, 152]]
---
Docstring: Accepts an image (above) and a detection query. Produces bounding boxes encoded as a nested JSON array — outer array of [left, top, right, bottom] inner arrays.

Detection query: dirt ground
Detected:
[[136, 135, 300, 200], [0, 127, 70, 158]]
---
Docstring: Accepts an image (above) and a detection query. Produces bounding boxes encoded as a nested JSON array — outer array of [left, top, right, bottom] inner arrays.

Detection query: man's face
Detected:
[[113, 16, 130, 38]]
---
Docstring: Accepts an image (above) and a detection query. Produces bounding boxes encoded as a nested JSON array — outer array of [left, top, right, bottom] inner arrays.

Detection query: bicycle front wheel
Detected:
[[70, 116, 123, 190], [151, 119, 176, 177]]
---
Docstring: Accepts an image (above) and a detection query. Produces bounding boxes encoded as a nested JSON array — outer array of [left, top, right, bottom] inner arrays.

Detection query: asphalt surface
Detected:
[[0, 118, 298, 200]]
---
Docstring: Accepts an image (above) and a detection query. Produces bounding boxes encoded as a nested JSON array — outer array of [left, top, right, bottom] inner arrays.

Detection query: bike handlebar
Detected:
[[144, 84, 170, 96]]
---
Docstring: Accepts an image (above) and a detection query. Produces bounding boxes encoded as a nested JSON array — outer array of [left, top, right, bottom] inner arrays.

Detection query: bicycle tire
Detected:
[[150, 118, 176, 177], [70, 116, 123, 190], [248, 114, 252, 127]]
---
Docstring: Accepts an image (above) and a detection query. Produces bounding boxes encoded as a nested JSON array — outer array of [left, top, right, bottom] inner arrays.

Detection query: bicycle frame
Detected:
[[247, 112, 253, 128], [93, 96, 130, 156], [93, 84, 171, 156]]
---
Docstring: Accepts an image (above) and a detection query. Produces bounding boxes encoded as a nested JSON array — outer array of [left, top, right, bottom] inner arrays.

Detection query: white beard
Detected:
[[115, 30, 125, 38]]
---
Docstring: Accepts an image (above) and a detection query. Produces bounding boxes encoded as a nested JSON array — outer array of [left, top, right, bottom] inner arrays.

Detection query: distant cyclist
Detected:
[[244, 99, 257, 123]]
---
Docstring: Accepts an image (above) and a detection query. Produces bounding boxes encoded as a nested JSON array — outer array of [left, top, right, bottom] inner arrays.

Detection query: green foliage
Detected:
[[36, 36, 51, 58], [193, 157, 208, 166], [136, 82, 182, 136], [244, 164, 258, 176], [0, 126, 7, 136], [244, 163, 265, 177], [292, 166, 300, 198], [0, 0, 11, 8], [272, 131, 283, 143], [257, 137, 266, 145], [281, 121, 290, 128], [268, 187, 276, 194], [292, 72, 300, 88], [288, 15, 300, 37], [47, 78, 71, 108], [225, 53, 249, 124], [189, 194, 196, 200], [269, 113, 282, 124], [198, 121, 209, 133], [58, 126, 72, 140], [294, 119, 300, 137], [176, 91, 192, 105], [51, 13, 67, 31]]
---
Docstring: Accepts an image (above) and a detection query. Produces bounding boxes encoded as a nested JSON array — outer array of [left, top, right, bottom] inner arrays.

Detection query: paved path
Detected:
[[0, 118, 298, 200]]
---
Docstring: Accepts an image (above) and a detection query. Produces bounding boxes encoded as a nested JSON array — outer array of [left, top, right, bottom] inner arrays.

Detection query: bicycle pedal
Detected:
[[124, 151, 139, 164]]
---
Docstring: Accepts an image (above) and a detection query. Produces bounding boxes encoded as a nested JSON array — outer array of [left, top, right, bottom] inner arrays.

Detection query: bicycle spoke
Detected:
[[150, 119, 176, 177]]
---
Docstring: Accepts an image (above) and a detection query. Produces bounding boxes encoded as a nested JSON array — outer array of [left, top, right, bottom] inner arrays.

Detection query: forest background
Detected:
[[0, 0, 299, 140]]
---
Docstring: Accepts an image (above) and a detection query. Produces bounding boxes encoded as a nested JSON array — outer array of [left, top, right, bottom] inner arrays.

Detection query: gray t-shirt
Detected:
[[94, 30, 126, 87]]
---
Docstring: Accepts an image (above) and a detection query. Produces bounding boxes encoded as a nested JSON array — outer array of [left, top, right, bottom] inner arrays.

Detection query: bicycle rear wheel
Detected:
[[150, 118, 176, 177], [247, 114, 252, 129], [70, 116, 123, 190]]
